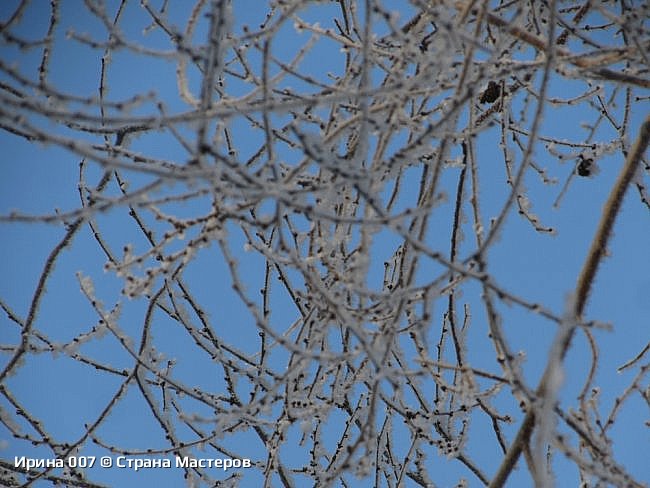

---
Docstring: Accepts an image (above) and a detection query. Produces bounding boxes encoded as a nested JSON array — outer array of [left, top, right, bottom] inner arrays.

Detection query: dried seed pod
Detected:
[[577, 157, 594, 177], [480, 81, 501, 104]]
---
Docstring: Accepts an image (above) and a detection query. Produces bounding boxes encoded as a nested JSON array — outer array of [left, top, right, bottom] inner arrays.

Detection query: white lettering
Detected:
[[46, 459, 64, 469], [174, 456, 251, 470], [150, 458, 171, 468], [14, 457, 65, 471]]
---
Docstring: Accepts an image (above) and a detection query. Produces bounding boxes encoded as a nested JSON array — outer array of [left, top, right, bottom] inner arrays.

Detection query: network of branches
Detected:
[[1, 0, 649, 487]]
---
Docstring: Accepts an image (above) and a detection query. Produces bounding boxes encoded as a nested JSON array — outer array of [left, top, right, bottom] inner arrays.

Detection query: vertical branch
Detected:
[[489, 113, 650, 488]]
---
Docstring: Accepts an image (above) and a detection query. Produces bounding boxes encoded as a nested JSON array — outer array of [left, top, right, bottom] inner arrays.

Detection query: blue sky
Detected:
[[1, 1, 649, 487]]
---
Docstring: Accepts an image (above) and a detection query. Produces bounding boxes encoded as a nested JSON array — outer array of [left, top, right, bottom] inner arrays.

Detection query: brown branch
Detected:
[[489, 114, 650, 488], [476, 5, 650, 89]]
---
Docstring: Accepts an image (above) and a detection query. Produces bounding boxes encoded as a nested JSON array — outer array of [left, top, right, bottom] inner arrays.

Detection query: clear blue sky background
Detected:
[[1, 1, 649, 487]]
